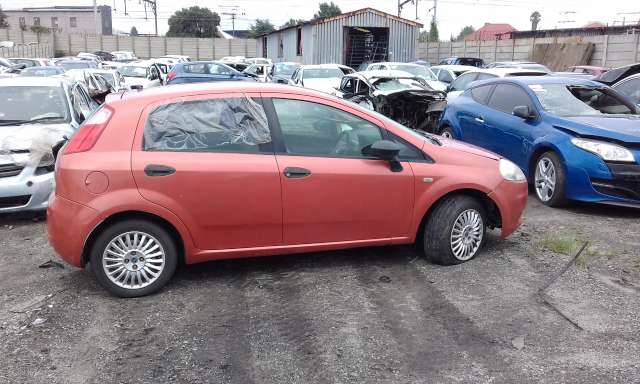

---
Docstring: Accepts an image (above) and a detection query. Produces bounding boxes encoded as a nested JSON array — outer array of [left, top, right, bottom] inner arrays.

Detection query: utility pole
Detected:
[[221, 6, 244, 38], [432, 0, 438, 24], [398, 0, 413, 17], [142, 0, 158, 36], [93, 0, 99, 35]]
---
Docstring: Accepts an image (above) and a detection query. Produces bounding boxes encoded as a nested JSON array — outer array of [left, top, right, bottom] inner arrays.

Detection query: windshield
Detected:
[[372, 78, 428, 92], [274, 63, 298, 76], [183, 63, 235, 75], [530, 84, 636, 117], [120, 66, 147, 78], [304, 68, 343, 79], [0, 86, 69, 123], [58, 61, 92, 70], [389, 64, 437, 81]]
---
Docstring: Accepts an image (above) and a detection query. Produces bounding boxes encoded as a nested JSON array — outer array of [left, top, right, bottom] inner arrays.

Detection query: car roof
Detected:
[[465, 67, 547, 77], [301, 64, 345, 69], [370, 62, 422, 67], [0, 76, 71, 87], [473, 75, 605, 88], [432, 64, 478, 71], [354, 69, 418, 80]]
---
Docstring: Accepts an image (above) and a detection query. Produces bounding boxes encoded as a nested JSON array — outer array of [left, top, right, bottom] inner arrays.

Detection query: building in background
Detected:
[[3, 6, 113, 35], [257, 8, 422, 67], [465, 23, 516, 41]]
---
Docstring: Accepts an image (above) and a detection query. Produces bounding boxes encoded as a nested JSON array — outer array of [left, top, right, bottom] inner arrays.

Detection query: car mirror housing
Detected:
[[512, 105, 535, 120], [363, 140, 403, 172]]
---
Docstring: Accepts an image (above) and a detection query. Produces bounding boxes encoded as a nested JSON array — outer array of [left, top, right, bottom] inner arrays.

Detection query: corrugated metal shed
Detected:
[[257, 8, 422, 66]]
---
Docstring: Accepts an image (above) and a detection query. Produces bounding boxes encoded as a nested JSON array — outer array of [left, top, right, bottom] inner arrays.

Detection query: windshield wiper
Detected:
[[0, 116, 65, 126]]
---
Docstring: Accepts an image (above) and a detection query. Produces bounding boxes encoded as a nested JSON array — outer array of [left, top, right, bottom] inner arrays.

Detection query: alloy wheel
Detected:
[[102, 231, 166, 290], [450, 209, 484, 261], [535, 157, 556, 202]]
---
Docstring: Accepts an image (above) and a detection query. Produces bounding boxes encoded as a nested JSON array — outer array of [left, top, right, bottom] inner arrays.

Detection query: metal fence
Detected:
[[0, 29, 258, 60], [0, 43, 52, 58]]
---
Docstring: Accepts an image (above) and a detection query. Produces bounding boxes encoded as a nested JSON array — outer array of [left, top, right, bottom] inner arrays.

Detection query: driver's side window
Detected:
[[341, 77, 356, 94], [272, 98, 383, 158]]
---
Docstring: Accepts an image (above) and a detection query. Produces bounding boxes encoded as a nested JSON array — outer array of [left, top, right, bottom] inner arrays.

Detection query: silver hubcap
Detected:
[[450, 209, 484, 261], [102, 231, 165, 290], [441, 130, 453, 139], [535, 157, 556, 202]]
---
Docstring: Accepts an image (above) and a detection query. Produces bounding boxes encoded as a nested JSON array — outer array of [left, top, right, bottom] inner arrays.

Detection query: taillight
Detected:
[[64, 106, 113, 155], [167, 70, 176, 82]]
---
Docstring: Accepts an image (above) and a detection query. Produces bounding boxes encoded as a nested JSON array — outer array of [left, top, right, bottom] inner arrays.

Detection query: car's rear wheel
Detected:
[[423, 195, 486, 265], [534, 151, 566, 207], [440, 125, 455, 139], [90, 220, 178, 297]]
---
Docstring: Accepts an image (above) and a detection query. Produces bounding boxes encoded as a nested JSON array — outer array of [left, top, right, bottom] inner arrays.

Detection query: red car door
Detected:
[[131, 92, 283, 251], [265, 95, 414, 245]]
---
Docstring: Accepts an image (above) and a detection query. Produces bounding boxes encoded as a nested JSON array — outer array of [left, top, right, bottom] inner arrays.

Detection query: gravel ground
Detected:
[[0, 196, 639, 384]]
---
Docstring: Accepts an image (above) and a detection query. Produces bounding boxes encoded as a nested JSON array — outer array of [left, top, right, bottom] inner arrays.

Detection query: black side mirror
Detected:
[[512, 105, 535, 120], [363, 140, 403, 172]]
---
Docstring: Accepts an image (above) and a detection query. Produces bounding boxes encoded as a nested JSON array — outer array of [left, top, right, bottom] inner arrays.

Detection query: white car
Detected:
[[119, 61, 164, 89], [289, 64, 353, 94], [430, 64, 477, 85], [110, 51, 137, 62], [245, 57, 273, 65], [9, 58, 53, 67], [243, 63, 271, 82], [160, 55, 191, 63], [362, 62, 447, 92], [445, 67, 548, 102]]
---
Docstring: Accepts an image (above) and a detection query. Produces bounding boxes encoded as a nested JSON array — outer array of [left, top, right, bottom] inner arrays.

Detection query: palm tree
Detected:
[[530, 11, 541, 31]]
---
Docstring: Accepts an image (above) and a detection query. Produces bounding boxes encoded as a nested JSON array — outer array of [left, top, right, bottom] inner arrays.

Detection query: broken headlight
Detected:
[[35, 151, 55, 175]]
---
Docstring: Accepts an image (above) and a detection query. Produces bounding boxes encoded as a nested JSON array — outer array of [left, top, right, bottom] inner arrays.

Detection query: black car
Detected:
[[439, 57, 485, 68], [92, 51, 115, 61]]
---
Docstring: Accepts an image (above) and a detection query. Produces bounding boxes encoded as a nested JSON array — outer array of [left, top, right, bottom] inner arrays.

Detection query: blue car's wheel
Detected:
[[440, 125, 455, 139], [534, 152, 566, 207]]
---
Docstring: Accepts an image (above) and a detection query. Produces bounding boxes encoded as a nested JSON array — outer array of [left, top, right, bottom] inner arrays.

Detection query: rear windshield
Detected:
[[120, 66, 147, 77], [304, 68, 343, 79], [273, 63, 298, 76], [389, 64, 437, 81], [458, 58, 484, 67], [0, 86, 69, 123], [58, 61, 93, 70]]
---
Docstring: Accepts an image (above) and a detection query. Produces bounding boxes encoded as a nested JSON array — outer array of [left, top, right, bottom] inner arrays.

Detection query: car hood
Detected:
[[303, 78, 342, 93], [0, 123, 73, 166], [425, 80, 447, 92], [438, 137, 501, 160], [558, 115, 640, 144], [123, 77, 152, 88]]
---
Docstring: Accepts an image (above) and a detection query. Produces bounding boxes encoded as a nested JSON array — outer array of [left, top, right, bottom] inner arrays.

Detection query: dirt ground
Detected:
[[1, 195, 639, 384]]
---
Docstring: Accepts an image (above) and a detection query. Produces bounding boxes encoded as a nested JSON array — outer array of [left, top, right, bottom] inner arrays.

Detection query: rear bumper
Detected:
[[47, 194, 99, 267], [488, 180, 528, 238]]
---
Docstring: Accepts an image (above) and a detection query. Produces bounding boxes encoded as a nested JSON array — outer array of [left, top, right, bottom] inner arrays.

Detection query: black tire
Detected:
[[533, 151, 566, 207], [423, 195, 487, 265], [90, 219, 178, 298], [440, 125, 455, 139]]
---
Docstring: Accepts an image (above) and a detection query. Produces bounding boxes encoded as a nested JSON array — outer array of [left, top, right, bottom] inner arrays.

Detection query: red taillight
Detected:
[[64, 106, 113, 155], [167, 70, 176, 82]]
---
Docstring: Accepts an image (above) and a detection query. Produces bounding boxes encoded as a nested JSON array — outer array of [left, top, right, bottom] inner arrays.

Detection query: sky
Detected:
[[1, 0, 639, 38]]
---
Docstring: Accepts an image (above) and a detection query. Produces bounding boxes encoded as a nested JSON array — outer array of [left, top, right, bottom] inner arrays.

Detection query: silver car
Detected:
[[0, 77, 98, 213]]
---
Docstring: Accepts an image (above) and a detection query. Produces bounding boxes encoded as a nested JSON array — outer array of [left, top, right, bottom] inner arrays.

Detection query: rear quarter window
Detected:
[[469, 85, 494, 105]]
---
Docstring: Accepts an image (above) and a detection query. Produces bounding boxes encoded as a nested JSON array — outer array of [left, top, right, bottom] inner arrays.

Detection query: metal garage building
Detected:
[[257, 8, 422, 69]]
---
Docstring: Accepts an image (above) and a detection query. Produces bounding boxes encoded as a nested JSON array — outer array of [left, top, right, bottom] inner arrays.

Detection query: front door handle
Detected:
[[283, 167, 311, 179], [144, 164, 176, 177], [474, 117, 485, 124]]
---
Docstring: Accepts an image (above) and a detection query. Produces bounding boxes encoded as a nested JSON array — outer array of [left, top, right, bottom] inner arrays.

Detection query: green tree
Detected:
[[456, 25, 475, 41], [314, 2, 341, 19], [281, 18, 305, 28], [530, 11, 541, 31], [248, 19, 275, 38], [130, 26, 139, 36], [419, 30, 429, 43], [167, 6, 220, 38], [428, 20, 439, 42], [0, 6, 8, 28]]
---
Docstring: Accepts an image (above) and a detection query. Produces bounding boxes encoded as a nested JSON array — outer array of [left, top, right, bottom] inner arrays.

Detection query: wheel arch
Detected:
[[82, 210, 186, 267], [528, 142, 567, 181]]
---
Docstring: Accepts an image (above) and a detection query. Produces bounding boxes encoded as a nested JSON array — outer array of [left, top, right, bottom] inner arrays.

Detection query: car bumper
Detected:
[[564, 159, 640, 207], [488, 180, 528, 238], [47, 194, 99, 267], [0, 169, 54, 213]]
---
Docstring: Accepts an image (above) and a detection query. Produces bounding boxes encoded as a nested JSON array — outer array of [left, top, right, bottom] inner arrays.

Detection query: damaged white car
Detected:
[[0, 77, 98, 212]]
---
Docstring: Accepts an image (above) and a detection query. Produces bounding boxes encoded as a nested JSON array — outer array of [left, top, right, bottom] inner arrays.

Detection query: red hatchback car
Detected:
[[48, 83, 528, 297]]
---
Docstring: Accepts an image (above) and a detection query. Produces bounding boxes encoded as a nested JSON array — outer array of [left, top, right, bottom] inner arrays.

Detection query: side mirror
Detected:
[[512, 105, 535, 120], [363, 140, 403, 172]]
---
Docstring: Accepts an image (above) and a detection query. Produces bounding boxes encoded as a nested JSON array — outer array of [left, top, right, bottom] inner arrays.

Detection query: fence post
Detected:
[[212, 38, 216, 59], [634, 33, 639, 63], [463, 39, 466, 56], [99, 33, 103, 51], [477, 39, 481, 57], [493, 38, 497, 61], [245, 39, 249, 57], [602, 34, 609, 67], [67, 33, 72, 55], [132, 37, 136, 57], [435, 42, 440, 63], [148, 35, 151, 59], [20, 28, 24, 44], [164, 36, 167, 55], [228, 39, 232, 56], [84, 33, 88, 52], [511, 38, 516, 60]]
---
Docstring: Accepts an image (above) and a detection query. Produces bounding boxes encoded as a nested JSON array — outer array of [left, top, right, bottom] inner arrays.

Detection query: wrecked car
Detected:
[[0, 77, 99, 213], [64, 69, 118, 104], [337, 70, 447, 133]]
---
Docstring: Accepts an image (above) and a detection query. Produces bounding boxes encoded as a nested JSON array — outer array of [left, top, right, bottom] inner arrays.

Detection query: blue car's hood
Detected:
[[556, 115, 640, 144]]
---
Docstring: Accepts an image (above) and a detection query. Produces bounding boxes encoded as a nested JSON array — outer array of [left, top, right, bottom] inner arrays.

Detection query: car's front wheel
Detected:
[[534, 151, 566, 207], [90, 220, 178, 297], [423, 195, 486, 265], [440, 125, 455, 139]]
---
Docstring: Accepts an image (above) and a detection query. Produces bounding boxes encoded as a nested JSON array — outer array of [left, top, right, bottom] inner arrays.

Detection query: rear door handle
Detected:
[[283, 167, 311, 179], [474, 117, 485, 124], [144, 164, 176, 177]]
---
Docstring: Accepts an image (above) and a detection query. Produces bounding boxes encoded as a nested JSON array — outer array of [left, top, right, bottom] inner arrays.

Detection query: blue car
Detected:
[[439, 76, 640, 207], [166, 61, 254, 85]]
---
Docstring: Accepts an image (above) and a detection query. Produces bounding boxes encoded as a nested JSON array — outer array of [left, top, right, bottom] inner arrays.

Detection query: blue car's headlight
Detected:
[[499, 159, 526, 182], [570, 138, 635, 163]]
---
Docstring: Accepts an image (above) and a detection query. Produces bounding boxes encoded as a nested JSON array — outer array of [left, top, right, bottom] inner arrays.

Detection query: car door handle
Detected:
[[144, 164, 176, 177], [283, 167, 311, 179], [474, 117, 485, 124]]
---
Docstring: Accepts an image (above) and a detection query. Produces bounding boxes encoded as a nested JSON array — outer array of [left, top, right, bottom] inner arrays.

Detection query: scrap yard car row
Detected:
[[1, 51, 639, 297]]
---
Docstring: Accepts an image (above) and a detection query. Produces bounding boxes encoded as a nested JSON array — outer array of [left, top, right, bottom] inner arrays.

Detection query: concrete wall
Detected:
[[0, 29, 258, 60], [417, 34, 640, 68]]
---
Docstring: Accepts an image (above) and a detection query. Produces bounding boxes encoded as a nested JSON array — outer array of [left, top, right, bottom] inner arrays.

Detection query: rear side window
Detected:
[[470, 85, 493, 104], [614, 78, 640, 104], [449, 72, 478, 92], [144, 96, 272, 153], [487, 84, 534, 114]]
